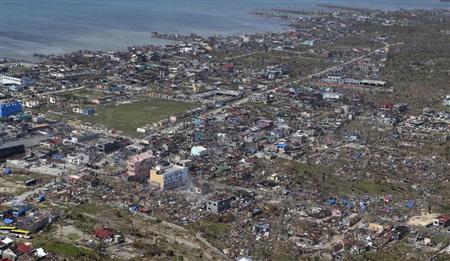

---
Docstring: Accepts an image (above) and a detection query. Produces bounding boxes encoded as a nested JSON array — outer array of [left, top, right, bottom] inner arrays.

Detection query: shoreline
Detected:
[[2, 3, 449, 63], [0, 26, 290, 62], [1, 24, 291, 63]]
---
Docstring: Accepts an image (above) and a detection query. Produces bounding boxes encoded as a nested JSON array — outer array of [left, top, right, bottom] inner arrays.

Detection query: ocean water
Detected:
[[1, 0, 449, 59]]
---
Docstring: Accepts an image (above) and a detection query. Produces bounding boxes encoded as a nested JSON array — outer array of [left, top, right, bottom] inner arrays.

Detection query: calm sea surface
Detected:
[[1, 0, 449, 59]]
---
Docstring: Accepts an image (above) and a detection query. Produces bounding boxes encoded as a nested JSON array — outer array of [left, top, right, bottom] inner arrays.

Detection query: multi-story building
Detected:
[[149, 163, 189, 190], [0, 75, 33, 87], [0, 101, 22, 118], [206, 194, 233, 213], [98, 140, 124, 154], [127, 152, 154, 180], [11, 201, 34, 217]]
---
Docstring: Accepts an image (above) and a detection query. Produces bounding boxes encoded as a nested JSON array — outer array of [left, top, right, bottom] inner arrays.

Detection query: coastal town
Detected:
[[1, 5, 450, 261]]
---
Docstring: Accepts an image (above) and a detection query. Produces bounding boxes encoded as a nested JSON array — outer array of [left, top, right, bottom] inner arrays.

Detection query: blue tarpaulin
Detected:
[[277, 142, 288, 150], [37, 194, 46, 202], [129, 205, 139, 213], [359, 201, 366, 212], [247, 147, 257, 154], [230, 117, 240, 125], [51, 153, 64, 161], [192, 118, 205, 127], [341, 197, 353, 208], [406, 200, 414, 208], [385, 206, 394, 212], [3, 218, 14, 224], [326, 198, 337, 205]]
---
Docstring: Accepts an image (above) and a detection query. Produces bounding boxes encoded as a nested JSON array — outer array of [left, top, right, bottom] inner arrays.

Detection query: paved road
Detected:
[[68, 44, 389, 139], [305, 43, 390, 79], [158, 44, 389, 134]]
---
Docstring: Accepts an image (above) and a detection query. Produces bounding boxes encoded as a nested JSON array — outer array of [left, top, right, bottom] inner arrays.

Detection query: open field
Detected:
[[43, 98, 196, 136], [84, 99, 195, 136], [354, 17, 450, 112], [60, 88, 109, 101], [0, 171, 51, 197], [32, 238, 97, 259], [0, 178, 27, 196], [62, 202, 223, 260]]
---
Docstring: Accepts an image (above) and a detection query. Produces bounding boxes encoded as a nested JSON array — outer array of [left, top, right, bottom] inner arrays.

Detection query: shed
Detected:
[[95, 228, 113, 240]]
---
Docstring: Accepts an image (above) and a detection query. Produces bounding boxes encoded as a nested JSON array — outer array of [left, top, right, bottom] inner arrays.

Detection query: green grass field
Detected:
[[78, 99, 196, 136], [32, 238, 96, 259]]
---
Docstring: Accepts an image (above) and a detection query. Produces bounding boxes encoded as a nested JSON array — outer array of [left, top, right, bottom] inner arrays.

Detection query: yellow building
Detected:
[[149, 164, 189, 190]]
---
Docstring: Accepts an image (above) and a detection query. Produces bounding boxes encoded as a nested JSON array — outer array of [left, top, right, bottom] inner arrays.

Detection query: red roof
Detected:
[[95, 228, 113, 239], [223, 63, 234, 69], [223, 63, 234, 71], [16, 243, 33, 254], [438, 214, 450, 223]]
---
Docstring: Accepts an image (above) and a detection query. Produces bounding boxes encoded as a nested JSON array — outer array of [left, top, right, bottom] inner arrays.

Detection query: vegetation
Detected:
[[60, 89, 109, 102], [273, 251, 296, 261], [79, 99, 196, 136], [189, 221, 231, 239], [357, 18, 450, 111], [357, 242, 432, 261], [32, 238, 97, 259], [41, 97, 196, 136], [69, 202, 110, 215], [332, 36, 384, 50], [354, 180, 402, 195], [238, 51, 329, 78]]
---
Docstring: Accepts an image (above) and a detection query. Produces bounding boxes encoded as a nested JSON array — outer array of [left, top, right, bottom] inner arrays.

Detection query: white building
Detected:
[[150, 163, 189, 190], [0, 75, 33, 87], [323, 91, 343, 100]]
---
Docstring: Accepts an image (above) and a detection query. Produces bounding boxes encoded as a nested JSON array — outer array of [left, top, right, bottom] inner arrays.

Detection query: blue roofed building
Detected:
[[0, 100, 22, 118], [11, 201, 33, 217]]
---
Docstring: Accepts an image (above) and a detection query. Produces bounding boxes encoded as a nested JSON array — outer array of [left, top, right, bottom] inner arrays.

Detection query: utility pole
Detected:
[[60, 217, 63, 240]]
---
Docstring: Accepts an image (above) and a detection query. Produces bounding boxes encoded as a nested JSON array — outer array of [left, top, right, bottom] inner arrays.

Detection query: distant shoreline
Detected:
[[1, 2, 449, 62]]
